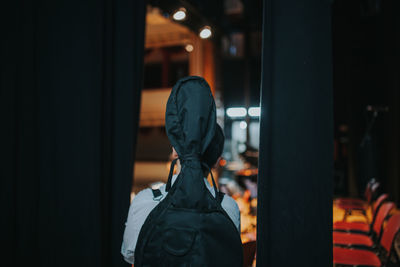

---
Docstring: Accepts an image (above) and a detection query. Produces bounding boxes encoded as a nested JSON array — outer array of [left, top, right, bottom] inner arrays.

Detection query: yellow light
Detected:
[[185, 44, 194, 52], [173, 8, 186, 21], [199, 26, 212, 39]]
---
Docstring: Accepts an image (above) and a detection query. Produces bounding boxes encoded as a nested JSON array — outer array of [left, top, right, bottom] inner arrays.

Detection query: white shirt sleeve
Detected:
[[221, 195, 241, 233], [121, 187, 164, 264], [204, 179, 241, 233]]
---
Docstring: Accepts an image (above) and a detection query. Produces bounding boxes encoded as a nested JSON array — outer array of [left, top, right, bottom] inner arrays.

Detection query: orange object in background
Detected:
[[237, 168, 258, 177], [219, 158, 227, 167], [243, 190, 251, 202]]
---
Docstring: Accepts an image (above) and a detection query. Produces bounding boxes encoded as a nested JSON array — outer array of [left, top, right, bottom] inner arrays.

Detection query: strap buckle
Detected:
[[152, 188, 163, 201]]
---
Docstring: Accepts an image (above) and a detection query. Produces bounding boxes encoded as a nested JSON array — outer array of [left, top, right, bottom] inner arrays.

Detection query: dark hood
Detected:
[[165, 76, 216, 161], [202, 124, 224, 169]]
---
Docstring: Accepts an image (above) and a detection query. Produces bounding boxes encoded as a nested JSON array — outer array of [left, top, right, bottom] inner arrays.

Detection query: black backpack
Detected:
[[134, 77, 243, 267]]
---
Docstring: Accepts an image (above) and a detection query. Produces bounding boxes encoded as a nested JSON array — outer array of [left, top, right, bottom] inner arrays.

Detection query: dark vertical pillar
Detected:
[[0, 0, 145, 266], [257, 0, 333, 266]]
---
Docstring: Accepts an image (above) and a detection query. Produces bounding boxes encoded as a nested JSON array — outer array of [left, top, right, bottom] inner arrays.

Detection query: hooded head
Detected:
[[165, 76, 216, 163], [202, 124, 225, 169]]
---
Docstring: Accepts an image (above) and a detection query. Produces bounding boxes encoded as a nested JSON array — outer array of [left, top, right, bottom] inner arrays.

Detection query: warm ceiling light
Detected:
[[248, 107, 261, 117], [199, 26, 212, 39], [226, 107, 246, 117], [185, 44, 194, 52], [173, 8, 186, 21]]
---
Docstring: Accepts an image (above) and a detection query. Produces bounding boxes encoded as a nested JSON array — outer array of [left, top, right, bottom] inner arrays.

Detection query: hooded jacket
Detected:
[[134, 76, 243, 266]]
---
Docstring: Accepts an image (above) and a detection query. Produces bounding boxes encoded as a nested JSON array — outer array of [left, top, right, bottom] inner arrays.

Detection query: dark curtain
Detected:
[[1, 0, 145, 266], [257, 0, 333, 266]]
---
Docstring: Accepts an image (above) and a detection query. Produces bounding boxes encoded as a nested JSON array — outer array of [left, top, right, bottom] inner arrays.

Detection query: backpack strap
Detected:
[[151, 188, 163, 201], [217, 191, 225, 204], [201, 162, 219, 199], [166, 158, 178, 192]]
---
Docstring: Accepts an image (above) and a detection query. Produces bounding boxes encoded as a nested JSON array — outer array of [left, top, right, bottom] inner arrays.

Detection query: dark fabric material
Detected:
[[152, 189, 162, 200], [257, 0, 333, 266], [165, 76, 216, 159], [0, 1, 145, 266], [202, 124, 225, 169], [135, 77, 243, 267]]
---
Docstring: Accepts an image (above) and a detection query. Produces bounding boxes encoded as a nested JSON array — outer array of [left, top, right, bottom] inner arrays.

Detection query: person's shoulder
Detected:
[[135, 187, 153, 198], [127, 186, 164, 217], [130, 187, 154, 205], [220, 193, 240, 232], [132, 184, 167, 203], [222, 194, 239, 211]]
